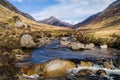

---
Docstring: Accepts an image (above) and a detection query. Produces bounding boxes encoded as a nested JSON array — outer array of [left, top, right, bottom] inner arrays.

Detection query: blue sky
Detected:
[[9, 0, 116, 24]]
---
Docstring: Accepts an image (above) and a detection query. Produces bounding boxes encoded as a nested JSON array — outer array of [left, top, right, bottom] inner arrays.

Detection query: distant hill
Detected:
[[39, 16, 73, 28], [75, 0, 120, 30]]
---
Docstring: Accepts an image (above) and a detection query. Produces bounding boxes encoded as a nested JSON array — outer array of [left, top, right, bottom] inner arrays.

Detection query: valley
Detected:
[[0, 0, 120, 80]]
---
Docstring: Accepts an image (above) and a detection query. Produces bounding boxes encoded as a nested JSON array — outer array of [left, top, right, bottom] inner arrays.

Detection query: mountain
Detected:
[[39, 16, 73, 28], [75, 0, 120, 30], [74, 12, 101, 29], [0, 0, 35, 20]]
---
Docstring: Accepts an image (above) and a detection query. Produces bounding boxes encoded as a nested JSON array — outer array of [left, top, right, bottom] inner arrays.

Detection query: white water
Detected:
[[67, 66, 120, 76]]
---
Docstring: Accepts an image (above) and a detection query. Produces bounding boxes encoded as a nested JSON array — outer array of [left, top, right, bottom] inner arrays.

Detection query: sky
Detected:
[[9, 0, 116, 24]]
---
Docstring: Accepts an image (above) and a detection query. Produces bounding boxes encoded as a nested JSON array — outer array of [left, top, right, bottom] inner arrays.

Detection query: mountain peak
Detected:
[[49, 16, 57, 19], [39, 16, 73, 28]]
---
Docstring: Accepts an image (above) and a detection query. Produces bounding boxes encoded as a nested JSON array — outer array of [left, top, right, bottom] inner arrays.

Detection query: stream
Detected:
[[22, 40, 120, 80]]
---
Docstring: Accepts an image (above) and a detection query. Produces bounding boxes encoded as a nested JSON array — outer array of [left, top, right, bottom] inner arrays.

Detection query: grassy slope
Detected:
[[0, 5, 70, 31], [77, 1, 120, 37]]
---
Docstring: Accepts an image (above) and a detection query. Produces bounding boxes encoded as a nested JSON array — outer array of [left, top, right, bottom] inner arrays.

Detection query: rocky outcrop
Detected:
[[20, 34, 36, 48]]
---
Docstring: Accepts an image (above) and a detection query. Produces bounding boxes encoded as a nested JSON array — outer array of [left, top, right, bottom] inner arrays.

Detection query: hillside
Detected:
[[39, 16, 73, 28], [0, 0, 70, 31], [76, 0, 120, 34], [0, 0, 35, 20]]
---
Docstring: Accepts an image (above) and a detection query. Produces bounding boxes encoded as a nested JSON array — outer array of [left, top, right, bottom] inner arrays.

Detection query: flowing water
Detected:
[[25, 40, 120, 80]]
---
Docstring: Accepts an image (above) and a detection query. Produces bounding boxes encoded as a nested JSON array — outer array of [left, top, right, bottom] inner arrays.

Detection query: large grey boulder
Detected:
[[68, 42, 85, 50], [20, 34, 36, 48], [84, 43, 95, 50]]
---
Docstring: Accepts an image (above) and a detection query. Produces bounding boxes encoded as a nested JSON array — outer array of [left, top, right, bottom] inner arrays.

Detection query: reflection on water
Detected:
[[30, 40, 119, 63]]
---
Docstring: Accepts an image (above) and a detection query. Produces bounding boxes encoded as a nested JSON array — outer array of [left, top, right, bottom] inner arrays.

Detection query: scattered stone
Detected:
[[20, 34, 36, 48]]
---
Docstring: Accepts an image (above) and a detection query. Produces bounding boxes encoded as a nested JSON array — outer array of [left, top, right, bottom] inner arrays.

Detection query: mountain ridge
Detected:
[[75, 0, 120, 30]]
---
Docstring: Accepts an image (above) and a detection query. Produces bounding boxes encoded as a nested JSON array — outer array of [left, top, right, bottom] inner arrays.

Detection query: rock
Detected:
[[96, 69, 106, 77], [100, 45, 108, 49], [84, 43, 95, 50], [77, 69, 94, 76], [20, 34, 36, 48], [20, 59, 76, 79], [60, 40, 70, 47], [68, 42, 84, 50], [15, 20, 24, 28]]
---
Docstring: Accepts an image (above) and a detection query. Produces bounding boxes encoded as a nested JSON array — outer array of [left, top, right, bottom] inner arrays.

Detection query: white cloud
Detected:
[[12, 0, 23, 2], [32, 0, 116, 24]]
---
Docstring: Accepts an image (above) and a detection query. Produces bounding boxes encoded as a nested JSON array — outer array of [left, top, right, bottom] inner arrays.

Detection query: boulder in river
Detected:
[[20, 34, 36, 48], [68, 42, 85, 50]]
